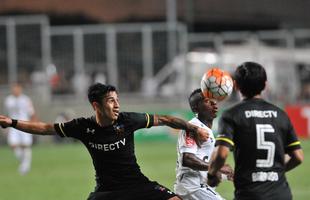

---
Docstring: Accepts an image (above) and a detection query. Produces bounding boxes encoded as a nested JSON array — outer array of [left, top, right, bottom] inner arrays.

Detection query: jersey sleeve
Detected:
[[123, 112, 154, 131], [215, 110, 235, 150], [54, 118, 83, 139], [284, 115, 301, 153], [178, 130, 198, 154]]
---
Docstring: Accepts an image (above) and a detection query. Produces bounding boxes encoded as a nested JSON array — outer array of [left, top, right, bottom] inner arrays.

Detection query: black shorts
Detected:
[[87, 181, 177, 200]]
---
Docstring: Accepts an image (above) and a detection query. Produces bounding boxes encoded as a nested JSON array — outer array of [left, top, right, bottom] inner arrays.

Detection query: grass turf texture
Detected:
[[0, 140, 309, 200]]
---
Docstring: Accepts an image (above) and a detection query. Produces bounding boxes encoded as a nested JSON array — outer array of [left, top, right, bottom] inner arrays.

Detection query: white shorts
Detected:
[[176, 185, 224, 200], [188, 186, 224, 200], [7, 129, 33, 146], [174, 173, 224, 200]]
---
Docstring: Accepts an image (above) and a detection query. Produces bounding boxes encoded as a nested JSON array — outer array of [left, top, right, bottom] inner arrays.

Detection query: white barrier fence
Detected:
[[0, 15, 309, 104]]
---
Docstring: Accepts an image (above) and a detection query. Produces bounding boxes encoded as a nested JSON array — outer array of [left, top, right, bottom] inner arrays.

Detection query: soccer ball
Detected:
[[200, 68, 233, 101]]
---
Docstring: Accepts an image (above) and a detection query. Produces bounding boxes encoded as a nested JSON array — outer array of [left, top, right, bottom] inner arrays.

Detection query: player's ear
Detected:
[[191, 105, 198, 113], [264, 81, 267, 90], [91, 102, 99, 111], [233, 80, 239, 91]]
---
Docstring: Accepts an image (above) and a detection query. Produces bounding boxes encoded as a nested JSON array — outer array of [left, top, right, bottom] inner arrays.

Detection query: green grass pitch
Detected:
[[0, 140, 309, 200]]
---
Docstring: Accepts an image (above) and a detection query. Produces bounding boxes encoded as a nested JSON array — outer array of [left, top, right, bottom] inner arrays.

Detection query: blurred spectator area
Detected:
[[1, 0, 310, 29], [0, 15, 310, 106], [297, 63, 310, 101]]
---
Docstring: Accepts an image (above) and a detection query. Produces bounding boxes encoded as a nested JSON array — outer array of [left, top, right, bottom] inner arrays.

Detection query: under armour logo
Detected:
[[86, 128, 95, 134]]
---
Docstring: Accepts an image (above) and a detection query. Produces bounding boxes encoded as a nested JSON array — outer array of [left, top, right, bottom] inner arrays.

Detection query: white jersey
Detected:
[[4, 94, 34, 136], [174, 117, 216, 197]]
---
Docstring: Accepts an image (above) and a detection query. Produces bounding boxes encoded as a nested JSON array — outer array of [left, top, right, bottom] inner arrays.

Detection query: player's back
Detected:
[[221, 98, 294, 200]]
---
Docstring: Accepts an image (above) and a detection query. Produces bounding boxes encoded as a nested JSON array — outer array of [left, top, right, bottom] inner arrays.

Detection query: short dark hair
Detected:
[[188, 88, 203, 113], [234, 62, 267, 98], [87, 83, 117, 104]]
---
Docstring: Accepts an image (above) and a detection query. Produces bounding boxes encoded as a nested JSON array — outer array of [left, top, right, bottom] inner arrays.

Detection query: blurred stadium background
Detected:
[[0, 0, 309, 199]]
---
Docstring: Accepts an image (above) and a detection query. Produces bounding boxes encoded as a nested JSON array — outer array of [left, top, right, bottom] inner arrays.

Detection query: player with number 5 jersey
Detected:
[[207, 62, 304, 200]]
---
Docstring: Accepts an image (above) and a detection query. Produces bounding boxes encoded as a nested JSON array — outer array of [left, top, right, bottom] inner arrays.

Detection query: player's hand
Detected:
[[0, 115, 12, 128], [219, 164, 234, 181], [207, 172, 221, 187]]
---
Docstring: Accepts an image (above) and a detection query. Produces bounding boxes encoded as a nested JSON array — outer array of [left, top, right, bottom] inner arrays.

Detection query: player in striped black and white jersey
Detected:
[[4, 83, 37, 175], [174, 88, 233, 200]]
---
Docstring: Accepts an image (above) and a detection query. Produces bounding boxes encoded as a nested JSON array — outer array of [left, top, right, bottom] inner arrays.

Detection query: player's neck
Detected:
[[197, 116, 212, 129], [95, 114, 115, 127], [242, 94, 262, 100]]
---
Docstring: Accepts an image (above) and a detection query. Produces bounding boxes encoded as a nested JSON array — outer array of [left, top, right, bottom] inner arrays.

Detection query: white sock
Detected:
[[13, 147, 23, 161], [19, 147, 32, 175]]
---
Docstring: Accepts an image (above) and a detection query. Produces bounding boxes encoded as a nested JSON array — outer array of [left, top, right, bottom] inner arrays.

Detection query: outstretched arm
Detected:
[[153, 115, 209, 144], [0, 115, 57, 135]]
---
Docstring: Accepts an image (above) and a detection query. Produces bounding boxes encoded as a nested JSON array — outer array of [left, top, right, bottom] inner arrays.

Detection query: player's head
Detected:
[[234, 62, 267, 98], [189, 88, 217, 120], [88, 83, 119, 121], [11, 83, 23, 97], [189, 88, 203, 113]]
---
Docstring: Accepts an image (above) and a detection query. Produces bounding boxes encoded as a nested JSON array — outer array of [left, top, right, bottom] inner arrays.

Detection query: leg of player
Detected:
[[8, 132, 25, 174], [11, 145, 23, 161], [18, 133, 33, 175], [8, 132, 22, 160], [19, 145, 32, 175]]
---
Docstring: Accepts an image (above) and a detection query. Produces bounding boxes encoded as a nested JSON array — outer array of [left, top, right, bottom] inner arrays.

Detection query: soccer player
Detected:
[[207, 62, 304, 200], [0, 83, 210, 200], [174, 88, 233, 200], [4, 83, 37, 175]]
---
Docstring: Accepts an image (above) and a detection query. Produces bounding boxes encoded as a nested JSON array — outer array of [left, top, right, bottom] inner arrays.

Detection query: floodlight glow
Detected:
[[187, 52, 218, 64]]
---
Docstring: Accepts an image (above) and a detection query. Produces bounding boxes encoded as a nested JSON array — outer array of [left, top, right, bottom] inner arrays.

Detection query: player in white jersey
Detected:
[[4, 83, 36, 175], [174, 88, 233, 200]]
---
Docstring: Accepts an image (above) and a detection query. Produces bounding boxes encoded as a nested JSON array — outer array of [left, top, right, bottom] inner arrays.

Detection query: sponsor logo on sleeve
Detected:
[[185, 131, 195, 147]]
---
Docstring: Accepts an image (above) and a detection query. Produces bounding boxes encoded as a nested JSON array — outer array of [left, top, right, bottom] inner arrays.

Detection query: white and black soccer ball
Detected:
[[201, 68, 233, 101]]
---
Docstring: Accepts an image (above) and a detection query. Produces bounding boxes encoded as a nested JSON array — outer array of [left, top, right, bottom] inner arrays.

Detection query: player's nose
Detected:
[[211, 100, 218, 111]]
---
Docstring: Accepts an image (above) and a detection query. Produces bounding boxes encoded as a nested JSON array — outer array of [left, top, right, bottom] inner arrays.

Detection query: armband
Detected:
[[11, 119, 18, 128]]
